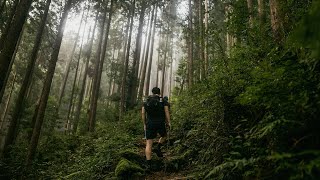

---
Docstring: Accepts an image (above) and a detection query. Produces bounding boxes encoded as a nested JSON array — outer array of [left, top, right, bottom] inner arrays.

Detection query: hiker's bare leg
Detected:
[[146, 139, 153, 160]]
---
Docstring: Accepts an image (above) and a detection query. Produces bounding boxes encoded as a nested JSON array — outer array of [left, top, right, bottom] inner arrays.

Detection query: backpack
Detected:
[[144, 95, 163, 116]]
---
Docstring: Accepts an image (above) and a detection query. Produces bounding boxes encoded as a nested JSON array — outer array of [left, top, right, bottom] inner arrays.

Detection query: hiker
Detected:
[[163, 96, 171, 110], [142, 87, 171, 170]]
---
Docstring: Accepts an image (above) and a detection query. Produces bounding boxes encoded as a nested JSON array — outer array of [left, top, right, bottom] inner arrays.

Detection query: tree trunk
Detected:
[[88, 7, 107, 131], [161, 33, 169, 97], [118, 13, 131, 96], [204, 0, 208, 75], [65, 5, 90, 134], [138, 14, 151, 83], [155, 26, 162, 88], [0, 24, 23, 104], [0, 0, 7, 19], [138, 5, 155, 100], [269, 0, 284, 43], [258, 0, 265, 23], [129, 2, 146, 107], [3, 0, 52, 153], [0, 0, 19, 51], [145, 5, 158, 96], [0, 0, 33, 93], [169, 40, 173, 98], [194, 0, 200, 81], [0, 73, 16, 157], [188, 0, 194, 88], [199, 0, 205, 80], [26, 0, 73, 165], [89, 0, 113, 132], [120, 0, 135, 120], [107, 46, 116, 99], [73, 22, 97, 134], [57, 9, 86, 113], [0, 73, 16, 128], [247, 0, 253, 26]]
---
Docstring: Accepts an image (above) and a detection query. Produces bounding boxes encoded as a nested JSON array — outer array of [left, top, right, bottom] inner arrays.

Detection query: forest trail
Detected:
[[136, 138, 190, 180]]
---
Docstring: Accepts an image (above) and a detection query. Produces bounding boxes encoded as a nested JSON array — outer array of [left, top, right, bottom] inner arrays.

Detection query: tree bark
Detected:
[[65, 5, 90, 134], [120, 0, 135, 120], [3, 0, 52, 153], [199, 0, 205, 80], [247, 0, 253, 26], [0, 73, 16, 157], [188, 0, 194, 88], [0, 24, 23, 104], [138, 16, 150, 83], [129, 2, 146, 107], [258, 0, 265, 23], [0, 73, 16, 129], [89, 0, 113, 132], [0, 0, 33, 93], [26, 0, 73, 165], [73, 21, 97, 134], [161, 33, 169, 97], [57, 9, 86, 113], [145, 5, 157, 96], [204, 0, 208, 75], [269, 0, 284, 43], [138, 5, 155, 100], [0, 0, 19, 51], [155, 26, 162, 88], [118, 13, 131, 96], [0, 0, 7, 19]]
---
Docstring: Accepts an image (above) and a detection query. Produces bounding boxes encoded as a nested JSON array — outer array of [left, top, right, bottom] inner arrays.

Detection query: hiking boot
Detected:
[[154, 144, 163, 157], [145, 160, 152, 174]]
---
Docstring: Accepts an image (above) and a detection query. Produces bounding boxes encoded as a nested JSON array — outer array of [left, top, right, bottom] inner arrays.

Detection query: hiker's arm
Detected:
[[141, 107, 146, 130], [164, 106, 171, 128]]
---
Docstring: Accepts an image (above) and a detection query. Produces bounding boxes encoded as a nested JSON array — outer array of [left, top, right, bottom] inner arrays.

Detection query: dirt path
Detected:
[[137, 138, 190, 180]]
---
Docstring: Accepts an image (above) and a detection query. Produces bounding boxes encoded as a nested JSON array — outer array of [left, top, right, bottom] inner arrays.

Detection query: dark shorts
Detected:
[[145, 123, 167, 140]]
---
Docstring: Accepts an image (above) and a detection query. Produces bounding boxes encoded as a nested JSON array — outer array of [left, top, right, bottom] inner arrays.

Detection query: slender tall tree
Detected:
[[0, 0, 19, 51], [73, 13, 99, 134], [0, 73, 16, 130], [118, 12, 131, 96], [26, 0, 73, 165], [120, 0, 136, 119], [247, 0, 253, 26], [188, 0, 194, 88], [161, 32, 169, 97], [0, 24, 23, 104], [57, 9, 86, 113], [258, 0, 265, 23], [145, 5, 158, 96], [128, 2, 146, 107], [0, 72, 16, 156], [89, 0, 114, 132], [199, 0, 205, 79], [155, 25, 162, 88], [0, 0, 33, 97], [3, 0, 52, 154], [0, 0, 7, 19], [204, 0, 208, 76], [269, 0, 284, 42], [138, 5, 155, 100], [65, 4, 90, 133]]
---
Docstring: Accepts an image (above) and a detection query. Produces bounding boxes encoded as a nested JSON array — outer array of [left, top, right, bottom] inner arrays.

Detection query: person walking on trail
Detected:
[[142, 87, 171, 170]]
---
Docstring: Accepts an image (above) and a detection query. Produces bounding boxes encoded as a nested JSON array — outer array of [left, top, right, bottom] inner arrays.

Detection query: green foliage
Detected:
[[169, 0, 320, 179], [115, 158, 144, 178]]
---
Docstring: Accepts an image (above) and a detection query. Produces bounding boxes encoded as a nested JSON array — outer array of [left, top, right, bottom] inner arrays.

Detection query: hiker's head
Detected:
[[152, 87, 160, 95]]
